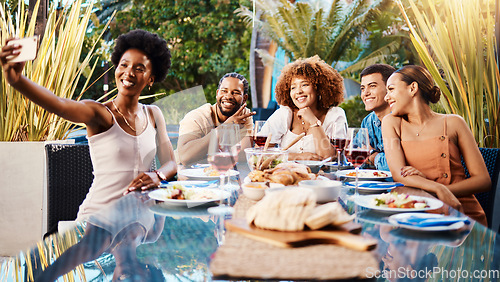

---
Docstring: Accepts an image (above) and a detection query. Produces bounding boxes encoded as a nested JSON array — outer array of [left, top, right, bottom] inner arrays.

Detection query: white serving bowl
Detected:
[[241, 182, 269, 201], [298, 179, 342, 203]]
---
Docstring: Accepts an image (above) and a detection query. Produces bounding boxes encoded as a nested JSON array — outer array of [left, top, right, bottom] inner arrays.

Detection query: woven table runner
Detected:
[[209, 195, 378, 280]]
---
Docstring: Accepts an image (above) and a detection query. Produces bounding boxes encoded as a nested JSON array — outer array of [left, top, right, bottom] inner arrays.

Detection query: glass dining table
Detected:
[[1, 163, 499, 281]]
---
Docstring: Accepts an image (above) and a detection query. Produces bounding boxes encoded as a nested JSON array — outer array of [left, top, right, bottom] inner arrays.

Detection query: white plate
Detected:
[[336, 169, 392, 181], [354, 194, 443, 213], [388, 213, 466, 231], [161, 180, 217, 188], [243, 175, 328, 186], [177, 168, 239, 180], [345, 181, 401, 193], [148, 188, 230, 207]]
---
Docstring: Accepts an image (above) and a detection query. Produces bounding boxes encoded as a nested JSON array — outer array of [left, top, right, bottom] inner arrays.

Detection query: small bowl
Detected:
[[244, 147, 288, 171], [293, 160, 326, 174], [298, 180, 342, 203], [241, 182, 269, 201]]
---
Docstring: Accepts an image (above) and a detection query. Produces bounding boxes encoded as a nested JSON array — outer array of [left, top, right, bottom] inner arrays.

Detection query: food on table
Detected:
[[244, 147, 288, 171], [371, 192, 429, 209], [203, 165, 220, 176], [345, 170, 388, 178], [247, 162, 317, 185], [157, 185, 217, 201], [305, 202, 354, 230], [247, 189, 354, 231], [247, 189, 316, 231]]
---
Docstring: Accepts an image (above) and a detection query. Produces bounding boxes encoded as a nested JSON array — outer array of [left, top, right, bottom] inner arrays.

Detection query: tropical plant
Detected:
[[396, 0, 500, 148], [108, 0, 252, 104], [0, 0, 109, 141], [236, 0, 403, 73]]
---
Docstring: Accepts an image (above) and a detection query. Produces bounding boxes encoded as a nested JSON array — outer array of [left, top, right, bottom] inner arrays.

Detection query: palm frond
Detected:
[[396, 0, 499, 148]]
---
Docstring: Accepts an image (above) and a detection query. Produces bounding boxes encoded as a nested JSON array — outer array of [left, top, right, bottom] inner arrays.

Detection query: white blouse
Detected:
[[260, 106, 348, 154]]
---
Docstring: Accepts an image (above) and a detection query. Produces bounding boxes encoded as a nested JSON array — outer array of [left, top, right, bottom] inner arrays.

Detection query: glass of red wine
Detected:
[[253, 120, 267, 147], [345, 127, 370, 220], [330, 121, 348, 171]]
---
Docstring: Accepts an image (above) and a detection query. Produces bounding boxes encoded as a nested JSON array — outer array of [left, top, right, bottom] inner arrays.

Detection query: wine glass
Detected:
[[345, 128, 370, 221], [207, 124, 238, 244], [330, 121, 348, 172], [253, 120, 267, 147]]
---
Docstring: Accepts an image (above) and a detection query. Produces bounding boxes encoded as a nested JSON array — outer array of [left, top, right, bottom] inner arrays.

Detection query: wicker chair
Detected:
[[462, 147, 500, 228], [45, 144, 94, 237]]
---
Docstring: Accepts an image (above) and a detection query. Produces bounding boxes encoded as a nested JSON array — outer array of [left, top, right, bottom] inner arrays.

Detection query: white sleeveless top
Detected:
[[261, 106, 347, 154], [76, 105, 157, 221]]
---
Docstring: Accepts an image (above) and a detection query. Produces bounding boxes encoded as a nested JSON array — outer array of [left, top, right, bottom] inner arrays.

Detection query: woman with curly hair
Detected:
[[382, 65, 490, 225], [260, 55, 347, 160], [0, 29, 177, 223]]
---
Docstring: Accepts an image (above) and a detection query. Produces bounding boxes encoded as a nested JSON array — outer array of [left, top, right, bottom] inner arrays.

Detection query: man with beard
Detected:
[[359, 64, 395, 171], [177, 73, 255, 166]]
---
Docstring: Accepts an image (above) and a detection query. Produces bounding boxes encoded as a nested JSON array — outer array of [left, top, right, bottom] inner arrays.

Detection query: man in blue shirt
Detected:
[[359, 64, 396, 171]]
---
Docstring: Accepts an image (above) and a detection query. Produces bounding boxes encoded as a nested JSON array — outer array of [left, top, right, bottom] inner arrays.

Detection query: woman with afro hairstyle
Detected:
[[260, 55, 347, 160], [0, 29, 177, 223], [382, 65, 490, 225]]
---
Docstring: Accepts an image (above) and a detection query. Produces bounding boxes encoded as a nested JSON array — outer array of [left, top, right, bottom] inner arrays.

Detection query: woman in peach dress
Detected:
[[382, 65, 490, 226]]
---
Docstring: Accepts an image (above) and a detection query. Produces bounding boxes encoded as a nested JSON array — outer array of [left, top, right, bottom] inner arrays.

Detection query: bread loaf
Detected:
[[246, 189, 316, 231], [305, 202, 354, 230]]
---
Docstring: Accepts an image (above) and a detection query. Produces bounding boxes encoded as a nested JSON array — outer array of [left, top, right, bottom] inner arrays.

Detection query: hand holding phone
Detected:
[[5, 36, 38, 63]]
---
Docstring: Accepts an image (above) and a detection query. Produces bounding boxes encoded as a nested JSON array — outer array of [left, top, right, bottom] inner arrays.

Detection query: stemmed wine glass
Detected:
[[253, 120, 267, 147], [345, 128, 370, 220], [207, 124, 238, 244], [330, 121, 348, 172]]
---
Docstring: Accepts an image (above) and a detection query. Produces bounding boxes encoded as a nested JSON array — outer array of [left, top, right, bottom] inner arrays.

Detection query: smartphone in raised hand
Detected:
[[6, 36, 38, 63]]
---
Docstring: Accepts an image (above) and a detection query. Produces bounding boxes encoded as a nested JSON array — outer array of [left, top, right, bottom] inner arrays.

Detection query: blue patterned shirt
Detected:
[[360, 111, 389, 171]]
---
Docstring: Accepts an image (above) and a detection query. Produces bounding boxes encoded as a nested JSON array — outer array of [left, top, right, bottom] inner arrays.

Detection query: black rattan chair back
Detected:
[[45, 143, 93, 237], [462, 147, 500, 227]]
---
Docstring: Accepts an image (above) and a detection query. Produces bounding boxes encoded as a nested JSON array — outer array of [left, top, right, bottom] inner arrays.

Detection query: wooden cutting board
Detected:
[[225, 218, 377, 251]]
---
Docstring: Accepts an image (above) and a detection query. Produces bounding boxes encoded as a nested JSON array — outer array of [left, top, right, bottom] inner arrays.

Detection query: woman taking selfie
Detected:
[[0, 29, 177, 223]]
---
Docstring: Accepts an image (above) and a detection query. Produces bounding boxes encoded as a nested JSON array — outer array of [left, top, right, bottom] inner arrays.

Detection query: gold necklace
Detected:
[[112, 100, 146, 133], [415, 119, 429, 136]]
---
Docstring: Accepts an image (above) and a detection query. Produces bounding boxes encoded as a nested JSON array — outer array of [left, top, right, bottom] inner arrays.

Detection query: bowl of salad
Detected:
[[244, 147, 288, 171]]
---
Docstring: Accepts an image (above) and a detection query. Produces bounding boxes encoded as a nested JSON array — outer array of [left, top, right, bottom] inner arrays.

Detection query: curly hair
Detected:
[[275, 55, 344, 109], [111, 29, 171, 82]]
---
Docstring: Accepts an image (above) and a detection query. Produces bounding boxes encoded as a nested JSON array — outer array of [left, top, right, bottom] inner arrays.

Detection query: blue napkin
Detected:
[[397, 215, 470, 227], [345, 182, 404, 188]]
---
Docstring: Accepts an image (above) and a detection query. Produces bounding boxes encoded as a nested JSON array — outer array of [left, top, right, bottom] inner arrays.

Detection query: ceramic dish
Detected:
[[177, 168, 239, 180], [148, 188, 230, 207], [336, 169, 392, 181], [354, 194, 443, 213]]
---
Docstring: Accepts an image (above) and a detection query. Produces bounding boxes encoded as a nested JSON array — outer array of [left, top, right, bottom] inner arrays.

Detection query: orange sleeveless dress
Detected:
[[401, 117, 487, 226]]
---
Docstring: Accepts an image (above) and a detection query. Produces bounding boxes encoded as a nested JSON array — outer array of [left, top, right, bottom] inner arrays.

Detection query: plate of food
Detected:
[[177, 167, 239, 180], [354, 192, 443, 213], [344, 181, 404, 193], [388, 213, 469, 231], [336, 169, 391, 181], [148, 186, 230, 207]]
